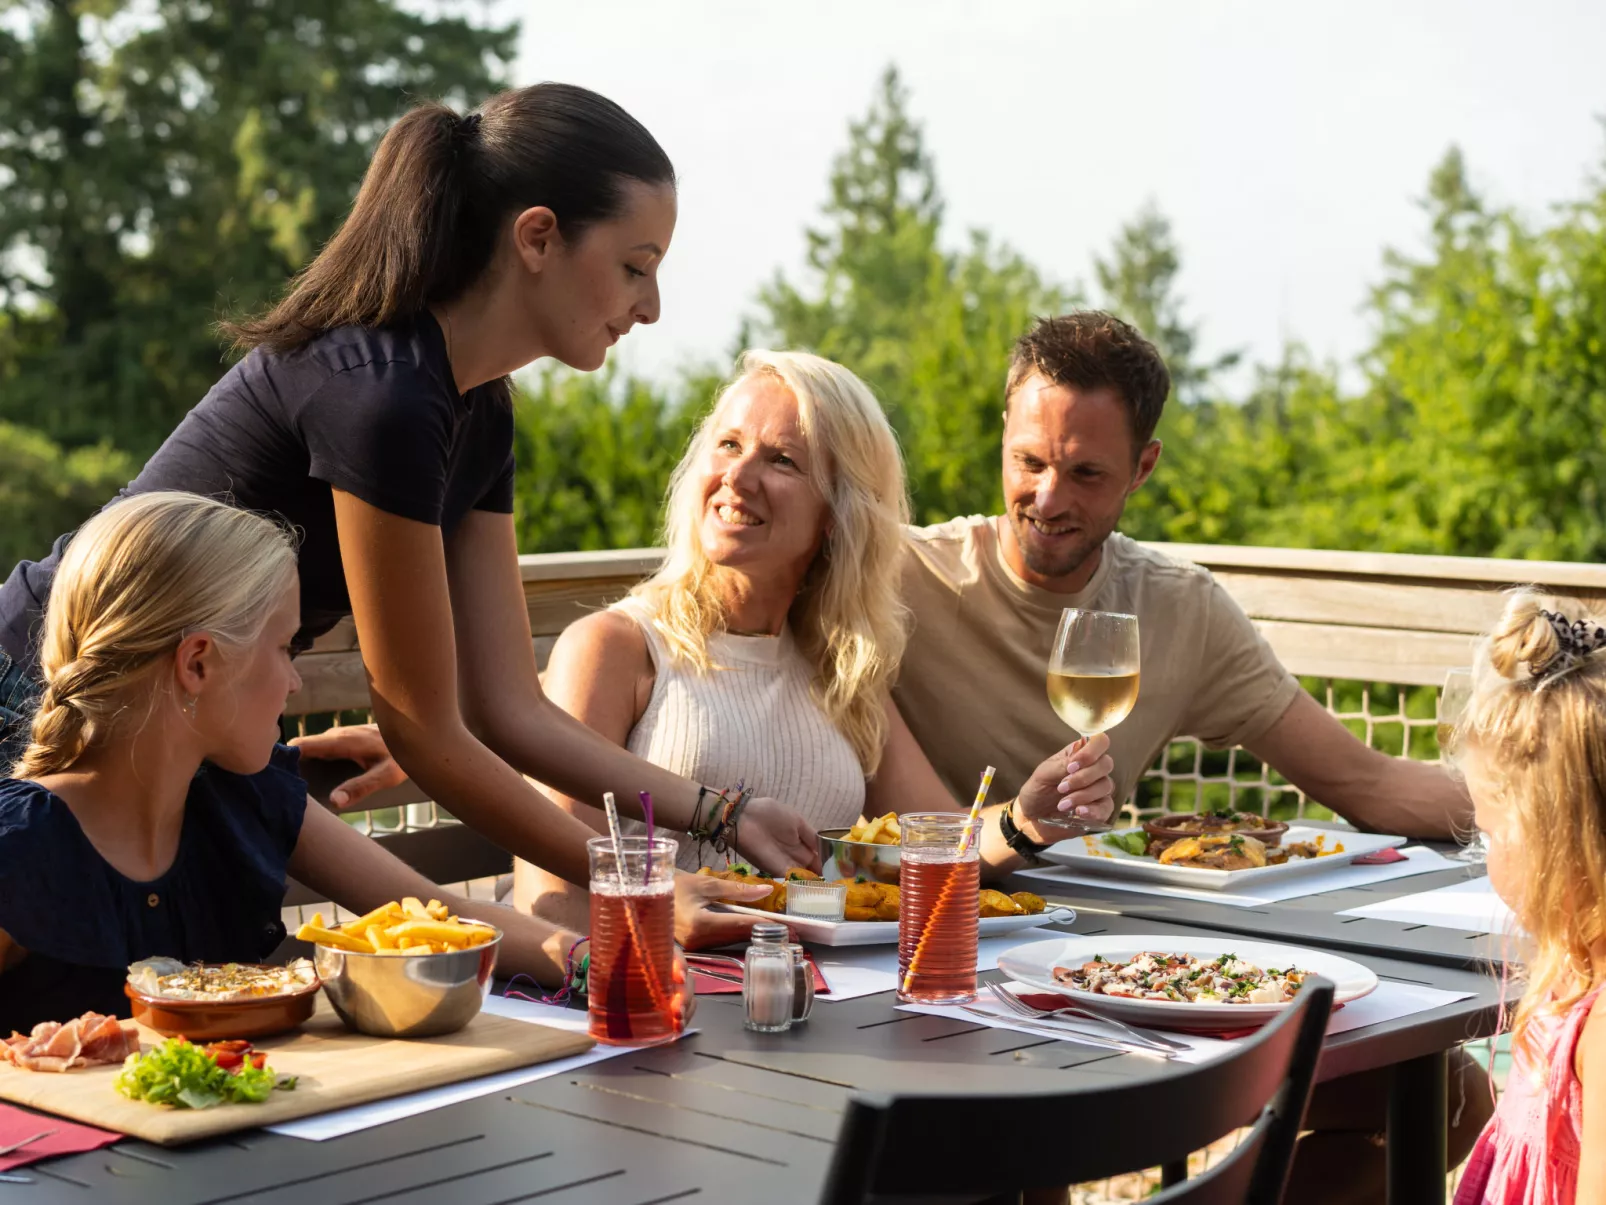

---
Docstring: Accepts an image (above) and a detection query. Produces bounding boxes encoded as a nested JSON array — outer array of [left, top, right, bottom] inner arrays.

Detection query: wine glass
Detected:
[[1438, 667, 1486, 864], [1040, 608, 1140, 831]]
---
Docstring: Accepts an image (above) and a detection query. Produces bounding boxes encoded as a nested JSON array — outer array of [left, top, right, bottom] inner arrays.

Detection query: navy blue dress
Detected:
[[0, 745, 308, 1033]]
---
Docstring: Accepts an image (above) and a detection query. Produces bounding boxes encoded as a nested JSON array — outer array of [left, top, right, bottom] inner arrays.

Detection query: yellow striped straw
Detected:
[[957, 765, 995, 856]]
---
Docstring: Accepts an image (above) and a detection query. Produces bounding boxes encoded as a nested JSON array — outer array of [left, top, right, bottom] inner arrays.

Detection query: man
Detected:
[[894, 311, 1470, 842], [891, 311, 1482, 1205]]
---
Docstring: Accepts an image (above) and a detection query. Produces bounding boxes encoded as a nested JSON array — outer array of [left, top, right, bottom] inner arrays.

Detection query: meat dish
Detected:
[[1, 1011, 140, 1072]]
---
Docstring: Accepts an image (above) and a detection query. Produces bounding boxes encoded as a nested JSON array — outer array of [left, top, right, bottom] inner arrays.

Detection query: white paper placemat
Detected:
[[268, 995, 639, 1140], [1013, 846, 1455, 907], [815, 928, 1059, 1001], [899, 979, 1474, 1065], [1337, 876, 1517, 934]]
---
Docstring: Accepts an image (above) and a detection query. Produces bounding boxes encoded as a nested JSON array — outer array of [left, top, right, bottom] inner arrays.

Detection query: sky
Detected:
[[497, 0, 1606, 394]]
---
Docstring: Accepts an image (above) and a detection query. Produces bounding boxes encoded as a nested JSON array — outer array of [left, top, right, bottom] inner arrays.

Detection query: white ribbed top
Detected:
[[614, 597, 867, 871]]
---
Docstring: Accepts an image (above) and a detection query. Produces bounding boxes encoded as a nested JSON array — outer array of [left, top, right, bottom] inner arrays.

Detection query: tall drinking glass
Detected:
[[1437, 668, 1487, 865], [897, 812, 981, 1005], [587, 835, 681, 1045], [1041, 608, 1141, 830]]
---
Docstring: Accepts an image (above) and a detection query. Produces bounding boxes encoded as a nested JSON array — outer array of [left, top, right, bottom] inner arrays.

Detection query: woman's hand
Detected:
[[1015, 734, 1116, 839], [672, 947, 697, 1029], [673, 870, 786, 950], [734, 797, 821, 875], [289, 723, 407, 810]]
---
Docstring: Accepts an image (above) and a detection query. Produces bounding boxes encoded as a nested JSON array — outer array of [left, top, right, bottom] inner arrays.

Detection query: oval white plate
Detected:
[[996, 934, 1377, 1029]]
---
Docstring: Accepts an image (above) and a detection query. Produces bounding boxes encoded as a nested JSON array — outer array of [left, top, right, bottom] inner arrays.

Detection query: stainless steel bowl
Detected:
[[314, 926, 501, 1038], [817, 828, 902, 885]]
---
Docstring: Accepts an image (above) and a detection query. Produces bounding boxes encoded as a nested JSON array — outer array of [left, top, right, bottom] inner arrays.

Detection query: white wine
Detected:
[[1047, 671, 1140, 734], [1436, 723, 1455, 750]]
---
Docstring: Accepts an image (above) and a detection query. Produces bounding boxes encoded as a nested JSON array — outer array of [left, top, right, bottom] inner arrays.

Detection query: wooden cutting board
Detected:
[[0, 996, 594, 1145]]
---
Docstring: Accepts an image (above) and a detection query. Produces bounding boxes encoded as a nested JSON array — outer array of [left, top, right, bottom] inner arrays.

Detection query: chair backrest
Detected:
[[818, 976, 1335, 1205]]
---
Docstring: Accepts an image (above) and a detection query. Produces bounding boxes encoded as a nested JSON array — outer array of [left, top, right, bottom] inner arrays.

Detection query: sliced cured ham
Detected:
[[1, 1011, 139, 1072]]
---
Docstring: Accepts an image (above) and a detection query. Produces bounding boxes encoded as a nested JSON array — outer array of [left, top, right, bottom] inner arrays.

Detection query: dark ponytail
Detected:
[[224, 83, 675, 354]]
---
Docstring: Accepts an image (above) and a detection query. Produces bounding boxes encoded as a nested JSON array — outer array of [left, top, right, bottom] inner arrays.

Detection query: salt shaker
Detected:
[[743, 922, 795, 1033], [788, 943, 815, 1022]]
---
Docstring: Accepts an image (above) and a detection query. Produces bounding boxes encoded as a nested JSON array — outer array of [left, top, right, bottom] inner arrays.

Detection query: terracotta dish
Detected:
[[124, 975, 320, 1041]]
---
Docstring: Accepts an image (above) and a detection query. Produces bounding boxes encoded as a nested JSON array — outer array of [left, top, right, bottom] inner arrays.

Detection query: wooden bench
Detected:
[[283, 543, 1606, 889]]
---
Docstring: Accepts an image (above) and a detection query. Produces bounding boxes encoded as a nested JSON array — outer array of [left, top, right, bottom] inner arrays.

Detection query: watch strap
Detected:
[[998, 801, 1050, 857]]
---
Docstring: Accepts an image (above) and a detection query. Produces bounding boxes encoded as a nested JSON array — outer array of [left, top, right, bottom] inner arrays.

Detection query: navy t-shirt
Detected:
[[0, 312, 515, 668], [0, 745, 309, 1032]]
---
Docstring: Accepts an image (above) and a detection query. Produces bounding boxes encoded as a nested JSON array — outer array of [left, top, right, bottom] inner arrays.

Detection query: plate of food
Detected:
[[701, 864, 1072, 946], [1039, 816, 1406, 889], [124, 958, 320, 1040], [996, 935, 1378, 1029]]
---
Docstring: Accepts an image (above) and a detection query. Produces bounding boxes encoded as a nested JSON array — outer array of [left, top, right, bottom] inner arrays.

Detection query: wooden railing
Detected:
[[287, 543, 1606, 718]]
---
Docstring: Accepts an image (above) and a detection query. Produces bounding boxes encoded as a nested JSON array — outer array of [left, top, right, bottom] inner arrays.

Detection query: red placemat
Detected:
[[690, 953, 829, 995], [0, 1102, 121, 1171]]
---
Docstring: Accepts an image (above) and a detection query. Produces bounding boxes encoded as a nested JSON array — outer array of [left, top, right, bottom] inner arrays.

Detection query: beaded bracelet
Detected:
[[506, 935, 590, 1008]]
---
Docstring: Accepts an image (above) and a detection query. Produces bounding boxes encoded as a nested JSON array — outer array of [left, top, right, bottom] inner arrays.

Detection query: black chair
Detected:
[[819, 976, 1335, 1205]]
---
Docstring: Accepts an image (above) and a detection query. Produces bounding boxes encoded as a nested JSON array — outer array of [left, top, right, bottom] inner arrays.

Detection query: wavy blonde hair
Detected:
[[632, 350, 908, 774], [1456, 589, 1606, 1064], [13, 492, 299, 778]]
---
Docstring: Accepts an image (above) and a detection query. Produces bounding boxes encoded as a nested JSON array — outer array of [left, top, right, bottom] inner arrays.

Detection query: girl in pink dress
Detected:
[[1451, 593, 1606, 1205]]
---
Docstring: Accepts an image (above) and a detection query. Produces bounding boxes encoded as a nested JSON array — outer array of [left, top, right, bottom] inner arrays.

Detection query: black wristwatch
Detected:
[[998, 801, 1050, 858]]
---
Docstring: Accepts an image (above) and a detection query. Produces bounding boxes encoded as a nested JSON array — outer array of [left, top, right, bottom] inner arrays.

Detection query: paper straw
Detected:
[[640, 791, 655, 884], [901, 767, 994, 994], [957, 765, 995, 857], [602, 791, 625, 858]]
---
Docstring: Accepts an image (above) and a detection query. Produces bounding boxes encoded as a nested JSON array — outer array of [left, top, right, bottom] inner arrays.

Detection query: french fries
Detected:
[[845, 812, 902, 846], [293, 899, 496, 955]]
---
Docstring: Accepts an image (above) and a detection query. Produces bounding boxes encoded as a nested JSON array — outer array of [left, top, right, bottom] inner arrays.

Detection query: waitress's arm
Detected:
[[332, 494, 817, 878], [289, 801, 577, 986], [335, 490, 608, 885], [442, 509, 819, 874]]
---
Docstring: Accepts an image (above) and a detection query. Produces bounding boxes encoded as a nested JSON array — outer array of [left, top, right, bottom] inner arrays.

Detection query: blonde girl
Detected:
[[1451, 591, 1606, 1204], [0, 492, 680, 1033]]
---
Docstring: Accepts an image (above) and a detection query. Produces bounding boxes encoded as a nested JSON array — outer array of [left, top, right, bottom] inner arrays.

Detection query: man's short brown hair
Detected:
[[1006, 312, 1172, 448]]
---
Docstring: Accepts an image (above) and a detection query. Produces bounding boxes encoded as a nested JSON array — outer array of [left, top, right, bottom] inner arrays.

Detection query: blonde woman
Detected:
[[514, 350, 1115, 932], [1446, 593, 1606, 1203], [0, 492, 695, 1034]]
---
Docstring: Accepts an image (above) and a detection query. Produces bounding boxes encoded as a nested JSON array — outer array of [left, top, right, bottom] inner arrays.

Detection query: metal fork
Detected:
[[0, 1129, 58, 1157], [958, 1006, 1174, 1059], [986, 983, 1190, 1052]]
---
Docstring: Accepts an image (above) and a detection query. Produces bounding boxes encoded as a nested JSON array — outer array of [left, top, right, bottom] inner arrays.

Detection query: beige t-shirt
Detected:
[[892, 516, 1302, 807]]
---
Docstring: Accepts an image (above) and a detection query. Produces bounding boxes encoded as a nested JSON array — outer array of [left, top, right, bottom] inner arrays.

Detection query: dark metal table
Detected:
[[10, 912, 1501, 1205]]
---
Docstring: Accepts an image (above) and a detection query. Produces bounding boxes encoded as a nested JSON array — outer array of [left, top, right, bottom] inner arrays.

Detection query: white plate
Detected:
[[712, 904, 1075, 947], [1039, 825, 1406, 890], [996, 934, 1378, 1029]]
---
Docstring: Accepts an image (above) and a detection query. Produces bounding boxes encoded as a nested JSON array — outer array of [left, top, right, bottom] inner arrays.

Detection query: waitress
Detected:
[[0, 82, 817, 894]]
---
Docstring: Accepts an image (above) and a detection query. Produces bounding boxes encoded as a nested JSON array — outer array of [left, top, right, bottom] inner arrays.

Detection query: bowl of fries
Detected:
[[296, 898, 502, 1038], [818, 813, 905, 885]]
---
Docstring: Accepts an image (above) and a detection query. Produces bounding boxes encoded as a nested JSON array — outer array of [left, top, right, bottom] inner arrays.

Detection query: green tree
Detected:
[[1093, 203, 1241, 403], [512, 368, 709, 554], [0, 421, 135, 568], [0, 0, 513, 455], [753, 66, 1067, 523]]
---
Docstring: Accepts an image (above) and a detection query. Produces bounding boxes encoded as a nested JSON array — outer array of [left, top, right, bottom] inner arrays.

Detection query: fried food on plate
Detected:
[[1010, 891, 1047, 915], [978, 889, 1025, 918], [1157, 833, 1268, 872]]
